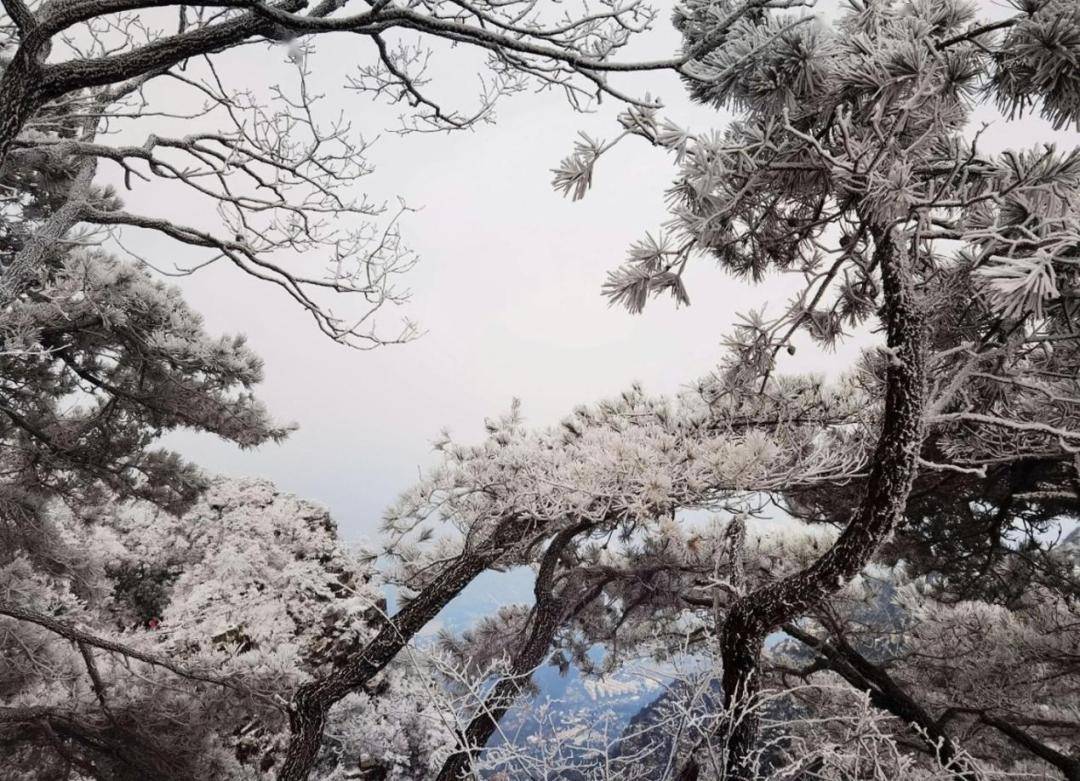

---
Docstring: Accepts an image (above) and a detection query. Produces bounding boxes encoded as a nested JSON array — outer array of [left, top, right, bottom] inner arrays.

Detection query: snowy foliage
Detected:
[[382, 374, 869, 595], [557, 0, 1080, 382], [0, 250, 291, 516], [1, 478, 454, 779]]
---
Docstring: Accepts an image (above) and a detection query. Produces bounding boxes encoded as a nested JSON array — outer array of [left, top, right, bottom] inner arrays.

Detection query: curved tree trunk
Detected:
[[0, 46, 47, 179], [434, 522, 588, 781], [707, 227, 926, 779], [277, 518, 535, 781], [277, 551, 492, 780]]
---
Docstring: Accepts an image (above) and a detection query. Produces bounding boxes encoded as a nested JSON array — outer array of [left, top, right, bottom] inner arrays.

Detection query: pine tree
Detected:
[[550, 0, 1080, 775]]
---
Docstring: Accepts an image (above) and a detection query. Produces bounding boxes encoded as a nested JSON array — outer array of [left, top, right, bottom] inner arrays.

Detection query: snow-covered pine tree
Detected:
[[554, 0, 1080, 775]]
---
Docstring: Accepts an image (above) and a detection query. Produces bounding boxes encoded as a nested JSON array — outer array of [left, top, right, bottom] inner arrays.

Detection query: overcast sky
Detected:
[[113, 0, 1072, 543]]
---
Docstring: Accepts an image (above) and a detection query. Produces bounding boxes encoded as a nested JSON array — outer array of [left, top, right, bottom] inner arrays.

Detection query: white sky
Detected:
[[106, 0, 1071, 542]]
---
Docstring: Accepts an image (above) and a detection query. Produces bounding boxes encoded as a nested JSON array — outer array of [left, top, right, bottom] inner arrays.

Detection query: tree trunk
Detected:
[[0, 153, 97, 306], [0, 47, 46, 179], [276, 519, 528, 781], [707, 227, 926, 779], [435, 523, 588, 781], [0, 0, 309, 170]]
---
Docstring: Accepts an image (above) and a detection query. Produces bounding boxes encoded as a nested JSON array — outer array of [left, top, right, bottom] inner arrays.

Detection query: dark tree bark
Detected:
[[0, 2, 304, 167], [686, 227, 927, 779], [434, 522, 592, 781], [0, 37, 48, 169], [0, 0, 690, 169], [277, 518, 533, 781], [279, 553, 490, 780]]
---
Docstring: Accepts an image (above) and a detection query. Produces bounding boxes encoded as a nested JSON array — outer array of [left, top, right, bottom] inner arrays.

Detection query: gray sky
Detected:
[[121, 1, 1071, 542]]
